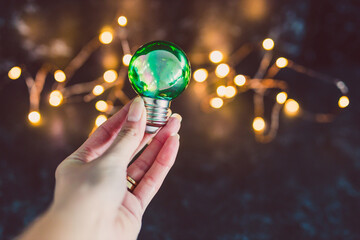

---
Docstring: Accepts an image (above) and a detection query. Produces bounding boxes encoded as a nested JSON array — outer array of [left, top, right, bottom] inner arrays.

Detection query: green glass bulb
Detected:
[[128, 41, 191, 133]]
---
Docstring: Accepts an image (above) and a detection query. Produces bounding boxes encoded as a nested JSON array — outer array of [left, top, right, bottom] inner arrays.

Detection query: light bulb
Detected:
[[262, 38, 274, 51], [8, 66, 22, 80], [54, 70, 66, 82], [128, 41, 191, 133], [338, 96, 349, 108]]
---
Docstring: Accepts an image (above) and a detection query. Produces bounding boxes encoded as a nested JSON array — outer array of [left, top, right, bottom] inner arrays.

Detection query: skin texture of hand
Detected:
[[18, 97, 181, 240]]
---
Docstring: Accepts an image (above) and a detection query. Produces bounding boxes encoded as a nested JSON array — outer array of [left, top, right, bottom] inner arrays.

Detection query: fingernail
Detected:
[[128, 97, 144, 122], [171, 133, 180, 140], [171, 113, 182, 122]]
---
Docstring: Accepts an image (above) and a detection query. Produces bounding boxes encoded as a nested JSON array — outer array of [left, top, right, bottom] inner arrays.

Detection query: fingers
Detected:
[[132, 134, 180, 211], [71, 101, 132, 163], [100, 97, 146, 168], [127, 113, 182, 181], [131, 109, 173, 159]]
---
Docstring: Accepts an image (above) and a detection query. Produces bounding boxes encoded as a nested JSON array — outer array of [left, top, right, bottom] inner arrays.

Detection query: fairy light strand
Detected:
[[5, 17, 349, 142]]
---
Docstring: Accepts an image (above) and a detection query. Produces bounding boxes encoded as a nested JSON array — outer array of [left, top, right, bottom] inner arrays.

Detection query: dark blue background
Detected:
[[1, 0, 360, 239]]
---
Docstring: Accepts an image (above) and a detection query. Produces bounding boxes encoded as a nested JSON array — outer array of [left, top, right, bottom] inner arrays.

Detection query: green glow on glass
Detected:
[[128, 41, 191, 100]]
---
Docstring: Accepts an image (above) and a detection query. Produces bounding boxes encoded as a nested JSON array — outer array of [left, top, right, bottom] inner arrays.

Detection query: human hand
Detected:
[[19, 97, 181, 240]]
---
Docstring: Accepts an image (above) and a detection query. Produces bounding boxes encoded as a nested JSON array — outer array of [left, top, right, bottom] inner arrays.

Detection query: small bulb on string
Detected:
[[117, 16, 127, 27], [262, 38, 274, 51], [338, 96, 349, 108], [209, 50, 223, 63], [215, 63, 230, 78], [253, 117, 265, 132], [122, 54, 132, 66], [276, 57, 288, 68], [276, 92, 287, 104], [234, 74, 246, 86], [95, 115, 107, 127], [95, 100, 108, 112], [8, 66, 22, 80], [92, 85, 104, 96], [284, 99, 299, 116], [216, 85, 226, 97], [99, 30, 113, 44], [28, 111, 41, 125], [193, 69, 208, 82], [225, 86, 236, 98], [103, 70, 118, 83], [210, 97, 224, 109], [54, 70, 66, 82], [49, 90, 63, 107]]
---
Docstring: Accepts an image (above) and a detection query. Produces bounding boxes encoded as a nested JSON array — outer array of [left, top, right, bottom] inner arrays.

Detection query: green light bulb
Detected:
[[128, 41, 191, 133]]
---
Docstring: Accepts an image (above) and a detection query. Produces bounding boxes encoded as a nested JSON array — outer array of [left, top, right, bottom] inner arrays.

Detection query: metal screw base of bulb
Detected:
[[142, 96, 171, 134]]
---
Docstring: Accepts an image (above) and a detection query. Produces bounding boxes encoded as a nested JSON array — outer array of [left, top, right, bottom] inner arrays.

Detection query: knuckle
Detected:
[[118, 125, 138, 139]]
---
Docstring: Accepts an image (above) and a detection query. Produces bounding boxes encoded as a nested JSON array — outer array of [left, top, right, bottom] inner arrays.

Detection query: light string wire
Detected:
[[5, 17, 350, 142]]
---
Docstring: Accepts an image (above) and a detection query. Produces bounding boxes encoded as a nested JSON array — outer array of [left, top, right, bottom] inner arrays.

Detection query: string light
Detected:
[[262, 38, 274, 51], [117, 16, 128, 27], [234, 74, 246, 86], [284, 99, 299, 116], [6, 14, 349, 143], [8, 66, 22, 80], [92, 85, 104, 96], [338, 96, 349, 108], [276, 92, 287, 104], [276, 57, 288, 68], [193, 69, 208, 82], [210, 97, 224, 109], [216, 85, 226, 97], [95, 114, 107, 127], [122, 54, 132, 66], [95, 100, 108, 112], [103, 70, 118, 83], [28, 111, 41, 125], [99, 30, 113, 44], [215, 63, 230, 78], [253, 117, 265, 132], [54, 70, 66, 82], [225, 86, 237, 98], [209, 50, 224, 63], [49, 90, 63, 107]]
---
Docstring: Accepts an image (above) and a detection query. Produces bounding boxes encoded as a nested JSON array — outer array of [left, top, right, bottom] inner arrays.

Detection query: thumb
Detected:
[[100, 96, 146, 168]]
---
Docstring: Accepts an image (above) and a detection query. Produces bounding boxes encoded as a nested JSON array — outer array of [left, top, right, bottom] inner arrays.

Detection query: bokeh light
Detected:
[[338, 96, 349, 108], [49, 90, 63, 107], [253, 117, 265, 132], [276, 57, 288, 68], [284, 99, 300, 116], [28, 111, 41, 125], [216, 85, 226, 97], [95, 100, 108, 112], [262, 38, 274, 50], [234, 74, 246, 86], [276, 92, 288, 104], [225, 86, 237, 98], [117, 16, 127, 27], [54, 70, 66, 82], [215, 63, 230, 78], [92, 85, 104, 96], [193, 69, 208, 82], [8, 66, 22, 80], [99, 31, 113, 44], [95, 115, 107, 127], [210, 97, 224, 109], [122, 54, 132, 66], [209, 50, 224, 63], [103, 70, 118, 83]]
